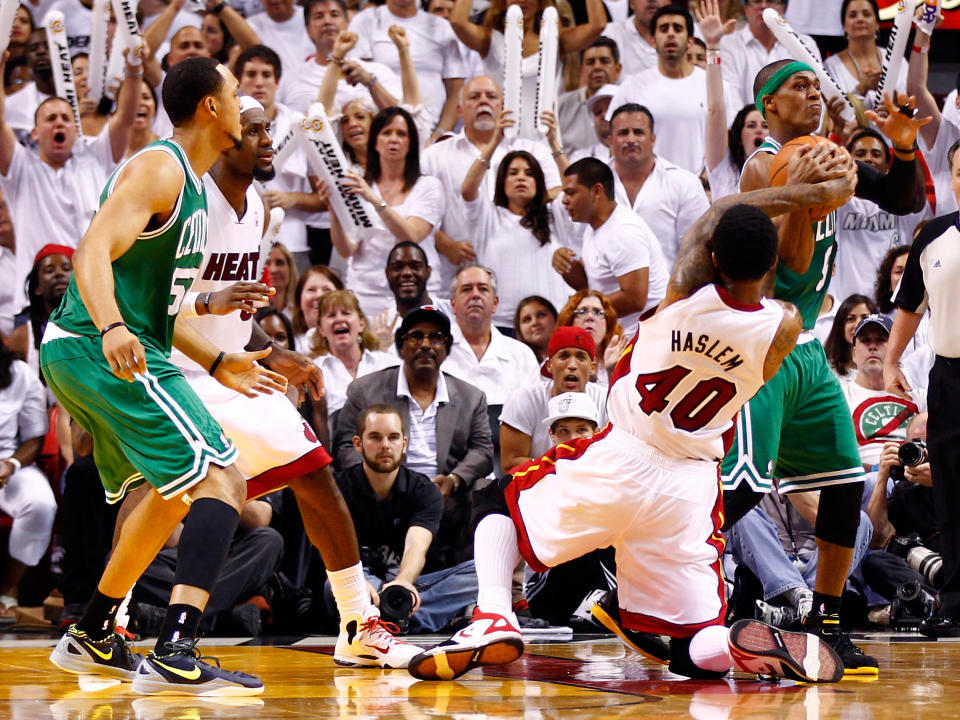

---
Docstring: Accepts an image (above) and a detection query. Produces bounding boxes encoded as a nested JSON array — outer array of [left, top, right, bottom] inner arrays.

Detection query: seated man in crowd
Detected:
[[329, 404, 477, 633], [335, 305, 494, 566], [499, 326, 607, 474]]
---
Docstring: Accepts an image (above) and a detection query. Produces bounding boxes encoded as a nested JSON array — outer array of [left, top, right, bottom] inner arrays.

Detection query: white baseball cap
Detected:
[[585, 84, 619, 112], [542, 392, 600, 428]]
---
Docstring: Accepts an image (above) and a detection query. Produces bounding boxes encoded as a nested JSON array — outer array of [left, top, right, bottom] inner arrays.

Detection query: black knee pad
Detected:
[[174, 498, 240, 592], [668, 636, 728, 680], [721, 482, 763, 531], [470, 475, 512, 532], [813, 481, 864, 548]]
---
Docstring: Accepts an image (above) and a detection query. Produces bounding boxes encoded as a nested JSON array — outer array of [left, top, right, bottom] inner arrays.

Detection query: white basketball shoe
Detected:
[[333, 607, 422, 669], [407, 608, 524, 680]]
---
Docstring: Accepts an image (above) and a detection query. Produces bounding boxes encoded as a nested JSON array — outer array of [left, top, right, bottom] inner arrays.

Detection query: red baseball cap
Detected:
[[540, 326, 596, 378], [33, 244, 75, 266]]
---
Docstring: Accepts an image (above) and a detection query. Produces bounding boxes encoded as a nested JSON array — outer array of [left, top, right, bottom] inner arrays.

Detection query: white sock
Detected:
[[474, 514, 521, 617], [327, 562, 370, 621], [689, 625, 733, 672]]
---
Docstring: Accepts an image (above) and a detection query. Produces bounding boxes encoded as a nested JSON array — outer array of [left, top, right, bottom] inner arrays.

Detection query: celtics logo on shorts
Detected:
[[851, 395, 918, 446]]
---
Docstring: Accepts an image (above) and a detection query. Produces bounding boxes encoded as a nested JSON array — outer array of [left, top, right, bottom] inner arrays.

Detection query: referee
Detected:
[[884, 138, 960, 638]]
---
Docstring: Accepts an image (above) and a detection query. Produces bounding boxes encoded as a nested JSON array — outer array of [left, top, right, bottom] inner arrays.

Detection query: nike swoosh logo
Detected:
[[153, 659, 202, 681], [87, 644, 113, 661]]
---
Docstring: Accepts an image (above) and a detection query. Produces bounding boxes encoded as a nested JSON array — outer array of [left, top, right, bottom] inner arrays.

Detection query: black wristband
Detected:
[[209, 351, 225, 376], [211, 1, 227, 14], [893, 140, 918, 154], [100, 321, 127, 338], [203, 292, 212, 315]]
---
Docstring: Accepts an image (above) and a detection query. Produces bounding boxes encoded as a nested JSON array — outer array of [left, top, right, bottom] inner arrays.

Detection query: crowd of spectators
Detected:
[[0, 0, 958, 637]]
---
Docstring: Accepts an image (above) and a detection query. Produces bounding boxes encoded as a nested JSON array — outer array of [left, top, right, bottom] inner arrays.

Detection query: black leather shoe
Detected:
[[919, 616, 960, 638]]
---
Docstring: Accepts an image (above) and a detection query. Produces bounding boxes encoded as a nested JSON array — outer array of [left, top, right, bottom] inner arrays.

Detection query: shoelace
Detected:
[[829, 629, 865, 657], [360, 617, 402, 643], [160, 637, 222, 668]]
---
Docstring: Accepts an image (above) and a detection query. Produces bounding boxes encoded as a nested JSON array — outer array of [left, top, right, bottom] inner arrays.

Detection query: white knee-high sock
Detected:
[[474, 514, 522, 617], [327, 562, 370, 621], [689, 625, 733, 672]]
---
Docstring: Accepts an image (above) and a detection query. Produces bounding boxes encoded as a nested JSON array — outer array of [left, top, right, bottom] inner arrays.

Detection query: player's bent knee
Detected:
[[814, 481, 864, 548], [193, 462, 248, 510]]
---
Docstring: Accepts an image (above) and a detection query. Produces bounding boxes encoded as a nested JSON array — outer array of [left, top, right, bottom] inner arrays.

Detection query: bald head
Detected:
[[459, 75, 503, 132]]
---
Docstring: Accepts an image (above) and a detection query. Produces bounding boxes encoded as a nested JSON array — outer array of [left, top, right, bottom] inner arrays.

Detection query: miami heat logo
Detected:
[[301, 117, 325, 133]]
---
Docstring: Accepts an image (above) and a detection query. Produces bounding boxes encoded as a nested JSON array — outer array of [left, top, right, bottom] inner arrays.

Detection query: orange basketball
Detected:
[[768, 135, 841, 221]]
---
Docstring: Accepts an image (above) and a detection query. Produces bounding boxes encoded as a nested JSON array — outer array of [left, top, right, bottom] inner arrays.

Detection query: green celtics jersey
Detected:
[[50, 139, 208, 354], [743, 137, 838, 331]]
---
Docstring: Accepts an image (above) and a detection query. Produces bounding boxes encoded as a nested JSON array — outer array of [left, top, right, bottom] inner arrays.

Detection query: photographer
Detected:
[[327, 404, 477, 633]]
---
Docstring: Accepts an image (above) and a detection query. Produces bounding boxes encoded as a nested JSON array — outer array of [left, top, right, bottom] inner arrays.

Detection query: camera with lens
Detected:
[[378, 584, 416, 632], [888, 534, 943, 589], [898, 439, 928, 467], [889, 580, 936, 631]]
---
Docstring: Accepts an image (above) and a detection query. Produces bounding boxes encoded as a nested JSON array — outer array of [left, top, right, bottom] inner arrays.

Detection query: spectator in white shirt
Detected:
[[0, 47, 141, 310], [246, 0, 314, 93], [5, 30, 55, 145], [557, 36, 622, 153], [600, 0, 664, 76], [569, 83, 617, 163], [443, 263, 540, 407], [348, 0, 468, 142], [605, 102, 709, 269], [720, 0, 822, 111], [311, 289, 398, 416], [322, 106, 445, 320], [606, 5, 711, 173], [499, 326, 607, 473]]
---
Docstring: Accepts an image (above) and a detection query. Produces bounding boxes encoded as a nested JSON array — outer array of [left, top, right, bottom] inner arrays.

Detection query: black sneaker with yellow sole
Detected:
[[590, 590, 671, 664], [131, 638, 264, 696], [49, 624, 144, 681]]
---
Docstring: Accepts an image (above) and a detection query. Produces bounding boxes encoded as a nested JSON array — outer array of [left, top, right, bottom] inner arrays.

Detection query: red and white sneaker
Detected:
[[728, 619, 844, 683], [407, 609, 523, 681], [334, 608, 422, 669]]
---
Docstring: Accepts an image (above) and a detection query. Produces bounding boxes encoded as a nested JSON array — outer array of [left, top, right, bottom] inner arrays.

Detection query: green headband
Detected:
[[755, 61, 816, 117]]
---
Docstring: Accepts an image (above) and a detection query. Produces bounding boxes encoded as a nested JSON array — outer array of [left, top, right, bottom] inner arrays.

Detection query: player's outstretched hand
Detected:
[[264, 345, 325, 401], [883, 362, 913, 400], [208, 282, 274, 316], [102, 325, 147, 382], [214, 348, 288, 398], [866, 91, 931, 151]]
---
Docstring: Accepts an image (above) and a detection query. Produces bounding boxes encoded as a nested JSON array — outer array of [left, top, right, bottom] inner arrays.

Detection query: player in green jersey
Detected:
[[719, 60, 928, 674], [44, 57, 284, 696]]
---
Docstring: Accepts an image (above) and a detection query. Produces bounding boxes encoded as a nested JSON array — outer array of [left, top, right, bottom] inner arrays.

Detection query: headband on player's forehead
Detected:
[[755, 61, 816, 117], [240, 95, 263, 114]]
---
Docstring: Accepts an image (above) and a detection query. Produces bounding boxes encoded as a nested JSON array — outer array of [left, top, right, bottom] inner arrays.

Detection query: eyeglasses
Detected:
[[572, 308, 606, 318], [403, 330, 448, 346]]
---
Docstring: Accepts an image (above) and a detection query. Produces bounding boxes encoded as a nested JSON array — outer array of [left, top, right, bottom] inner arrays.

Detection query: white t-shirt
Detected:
[[348, 6, 466, 128], [50, 0, 92, 54], [557, 87, 598, 153], [0, 248, 16, 335], [569, 141, 610, 164], [919, 115, 960, 217], [313, 349, 399, 414], [580, 203, 668, 330], [465, 195, 573, 327], [0, 359, 48, 457], [499, 380, 608, 459], [601, 18, 658, 78], [840, 379, 923, 467], [247, 13, 314, 96], [280, 56, 401, 116], [5, 83, 51, 146], [1, 130, 115, 310], [612, 156, 710, 269], [346, 175, 445, 320], [420, 131, 563, 296], [443, 324, 540, 405], [720, 24, 822, 112], [823, 52, 906, 111], [785, 0, 843, 38], [706, 153, 740, 203], [606, 66, 710, 174], [830, 195, 931, 303]]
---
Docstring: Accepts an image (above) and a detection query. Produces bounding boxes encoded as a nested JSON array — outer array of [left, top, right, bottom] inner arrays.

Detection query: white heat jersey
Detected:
[[170, 176, 265, 375], [606, 284, 784, 462]]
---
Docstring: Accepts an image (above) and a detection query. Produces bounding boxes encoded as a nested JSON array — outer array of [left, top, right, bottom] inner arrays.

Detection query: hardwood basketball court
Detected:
[[0, 630, 955, 718]]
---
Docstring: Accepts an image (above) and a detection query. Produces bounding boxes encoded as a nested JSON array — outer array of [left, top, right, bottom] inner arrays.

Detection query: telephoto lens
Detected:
[[898, 439, 929, 467], [379, 584, 415, 632]]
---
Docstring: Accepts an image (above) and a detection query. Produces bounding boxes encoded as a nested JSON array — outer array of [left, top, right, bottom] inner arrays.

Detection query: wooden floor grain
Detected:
[[2, 633, 953, 719]]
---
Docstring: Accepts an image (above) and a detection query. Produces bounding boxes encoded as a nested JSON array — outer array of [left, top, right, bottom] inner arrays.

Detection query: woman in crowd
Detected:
[[823, 294, 877, 380], [341, 99, 374, 170], [699, 0, 769, 200], [325, 107, 445, 320], [556, 290, 625, 385], [256, 307, 296, 351], [292, 265, 344, 352], [449, 0, 604, 136], [874, 244, 910, 317], [125, 81, 159, 158], [310, 290, 396, 416], [514, 296, 559, 362], [266, 243, 299, 320], [461, 111, 571, 332], [7, 5, 32, 61]]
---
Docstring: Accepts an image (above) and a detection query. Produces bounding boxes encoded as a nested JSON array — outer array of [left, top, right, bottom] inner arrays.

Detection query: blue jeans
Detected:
[[726, 507, 873, 601], [324, 560, 478, 633]]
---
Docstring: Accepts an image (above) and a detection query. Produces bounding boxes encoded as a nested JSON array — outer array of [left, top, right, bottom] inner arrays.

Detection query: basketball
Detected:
[[768, 135, 842, 221]]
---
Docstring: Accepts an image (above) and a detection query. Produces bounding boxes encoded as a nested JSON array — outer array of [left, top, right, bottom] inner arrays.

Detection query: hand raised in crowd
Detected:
[[341, 168, 379, 204], [481, 108, 515, 156], [603, 332, 630, 373], [693, 0, 736, 47], [264, 345, 326, 402], [213, 348, 288, 398], [102, 324, 147, 382], [825, 97, 858, 145], [371, 307, 400, 349], [865, 91, 932, 151], [388, 24, 408, 51], [332, 30, 358, 62], [207, 282, 274, 315], [540, 108, 562, 153]]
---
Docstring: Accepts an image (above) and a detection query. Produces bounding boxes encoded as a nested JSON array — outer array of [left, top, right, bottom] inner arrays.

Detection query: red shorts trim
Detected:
[[245, 446, 332, 500], [504, 424, 614, 573], [619, 607, 724, 638]]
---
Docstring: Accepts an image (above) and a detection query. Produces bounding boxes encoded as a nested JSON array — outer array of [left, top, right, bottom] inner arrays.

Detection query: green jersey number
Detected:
[[168, 267, 198, 316]]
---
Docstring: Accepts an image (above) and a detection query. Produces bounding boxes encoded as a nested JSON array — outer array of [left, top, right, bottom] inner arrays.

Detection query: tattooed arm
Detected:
[[763, 301, 802, 381], [662, 173, 857, 309]]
